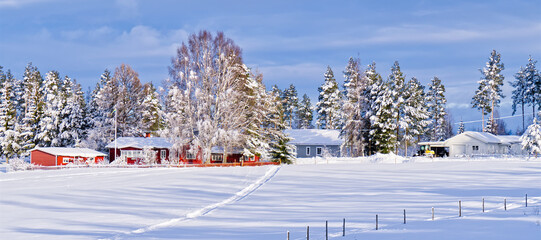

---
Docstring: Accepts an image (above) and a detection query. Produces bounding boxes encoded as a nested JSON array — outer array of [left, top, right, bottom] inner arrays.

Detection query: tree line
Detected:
[[1, 31, 539, 162]]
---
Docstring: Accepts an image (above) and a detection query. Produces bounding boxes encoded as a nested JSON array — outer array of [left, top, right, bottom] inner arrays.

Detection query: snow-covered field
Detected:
[[1, 157, 540, 240]]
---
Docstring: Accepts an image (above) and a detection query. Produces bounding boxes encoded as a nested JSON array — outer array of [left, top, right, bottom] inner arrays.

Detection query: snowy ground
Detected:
[[1, 157, 540, 240]]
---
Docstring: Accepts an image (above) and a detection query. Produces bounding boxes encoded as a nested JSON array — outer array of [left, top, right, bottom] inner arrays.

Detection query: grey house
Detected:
[[285, 129, 343, 158]]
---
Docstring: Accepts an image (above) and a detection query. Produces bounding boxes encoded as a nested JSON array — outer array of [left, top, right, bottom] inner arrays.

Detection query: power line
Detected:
[[454, 112, 535, 125]]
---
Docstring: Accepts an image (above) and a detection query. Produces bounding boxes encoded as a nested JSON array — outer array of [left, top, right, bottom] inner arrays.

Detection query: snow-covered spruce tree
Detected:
[[19, 63, 43, 155], [296, 94, 313, 129], [402, 77, 430, 156], [520, 115, 541, 157], [267, 88, 295, 164], [316, 66, 343, 130], [368, 64, 396, 154], [387, 61, 406, 153], [166, 31, 258, 163], [141, 83, 164, 133], [426, 76, 448, 141], [281, 84, 299, 129], [58, 77, 87, 146], [241, 72, 271, 160], [458, 120, 465, 134], [473, 50, 505, 130], [512, 64, 529, 132], [81, 69, 114, 152], [0, 69, 22, 159], [521, 56, 541, 120], [35, 70, 63, 147], [362, 63, 379, 155], [341, 57, 367, 157]]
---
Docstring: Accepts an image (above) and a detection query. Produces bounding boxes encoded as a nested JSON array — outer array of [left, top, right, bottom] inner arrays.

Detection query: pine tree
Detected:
[[458, 120, 465, 134], [296, 94, 313, 129], [0, 68, 21, 159], [82, 69, 114, 152], [473, 50, 505, 130], [512, 65, 529, 132], [141, 83, 164, 133], [316, 66, 343, 130], [281, 84, 299, 128], [36, 70, 63, 147], [58, 77, 87, 146], [387, 61, 407, 152], [368, 64, 396, 154], [363, 62, 380, 155], [19, 63, 43, 155], [267, 89, 295, 164], [521, 56, 541, 121], [402, 77, 430, 156], [520, 114, 541, 157], [242, 73, 270, 160], [341, 57, 367, 157], [426, 76, 448, 141]]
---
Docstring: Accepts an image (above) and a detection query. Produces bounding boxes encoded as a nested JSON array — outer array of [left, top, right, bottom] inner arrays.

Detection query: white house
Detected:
[[444, 131, 526, 157], [285, 129, 343, 158]]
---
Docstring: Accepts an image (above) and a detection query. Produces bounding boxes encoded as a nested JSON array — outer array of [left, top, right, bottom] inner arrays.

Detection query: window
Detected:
[[306, 147, 311, 156], [161, 150, 167, 159], [121, 150, 143, 158], [63, 157, 73, 164], [211, 154, 223, 162], [186, 152, 195, 159], [472, 146, 479, 151], [316, 147, 322, 155]]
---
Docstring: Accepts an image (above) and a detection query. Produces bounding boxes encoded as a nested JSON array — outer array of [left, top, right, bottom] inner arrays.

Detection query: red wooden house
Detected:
[[107, 136, 260, 164], [106, 137, 172, 164], [30, 147, 106, 166]]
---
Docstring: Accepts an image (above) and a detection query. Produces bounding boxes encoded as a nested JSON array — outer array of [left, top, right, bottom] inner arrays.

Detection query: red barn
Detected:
[[106, 137, 173, 164], [30, 147, 106, 166]]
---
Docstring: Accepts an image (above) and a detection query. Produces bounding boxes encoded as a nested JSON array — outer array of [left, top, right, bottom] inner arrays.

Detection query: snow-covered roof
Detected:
[[32, 147, 106, 157], [105, 137, 173, 149], [285, 129, 343, 146], [496, 135, 522, 144], [211, 146, 243, 154], [445, 131, 520, 145], [463, 131, 503, 144]]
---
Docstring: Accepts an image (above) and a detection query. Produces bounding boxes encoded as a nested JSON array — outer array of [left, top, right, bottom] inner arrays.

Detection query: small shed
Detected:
[[30, 147, 106, 166], [106, 137, 172, 164], [285, 129, 343, 158]]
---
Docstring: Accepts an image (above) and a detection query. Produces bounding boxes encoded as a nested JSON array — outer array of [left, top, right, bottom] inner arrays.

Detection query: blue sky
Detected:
[[1, 0, 540, 133]]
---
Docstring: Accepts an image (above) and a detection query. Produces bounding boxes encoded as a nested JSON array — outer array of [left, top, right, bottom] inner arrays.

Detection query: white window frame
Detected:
[[306, 147, 311, 156], [161, 150, 166, 159], [63, 157, 73, 164], [186, 152, 195, 159], [472, 146, 479, 151], [211, 154, 223, 162], [316, 147, 322, 156]]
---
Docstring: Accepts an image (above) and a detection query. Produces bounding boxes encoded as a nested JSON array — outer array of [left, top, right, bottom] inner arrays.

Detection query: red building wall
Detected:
[[31, 150, 57, 166]]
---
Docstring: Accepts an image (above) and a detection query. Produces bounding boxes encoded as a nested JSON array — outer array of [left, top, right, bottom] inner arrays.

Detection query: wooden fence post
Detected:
[[287, 231, 290, 240], [376, 214, 379, 230], [306, 226, 309, 240], [504, 198, 507, 211], [432, 207, 434, 220], [526, 194, 528, 207], [459, 201, 462, 217], [403, 209, 406, 224], [482, 198, 485, 212], [343, 218, 345, 236]]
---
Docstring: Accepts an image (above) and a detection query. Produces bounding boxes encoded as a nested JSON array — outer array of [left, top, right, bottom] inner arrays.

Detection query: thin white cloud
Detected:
[[115, 0, 138, 18], [0, 0, 52, 8]]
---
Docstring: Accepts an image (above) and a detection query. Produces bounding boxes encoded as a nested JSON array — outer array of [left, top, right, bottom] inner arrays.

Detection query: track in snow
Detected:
[[111, 165, 281, 239]]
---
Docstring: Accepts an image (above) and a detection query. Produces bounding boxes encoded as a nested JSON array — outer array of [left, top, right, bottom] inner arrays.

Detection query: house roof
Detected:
[[496, 135, 522, 144], [211, 146, 243, 154], [444, 131, 522, 145], [32, 147, 106, 157], [106, 137, 173, 149], [285, 129, 343, 146]]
